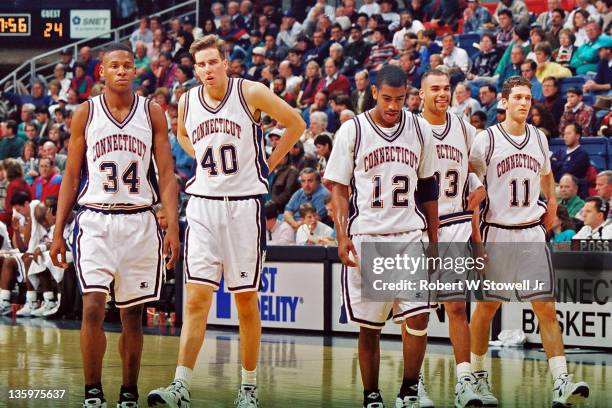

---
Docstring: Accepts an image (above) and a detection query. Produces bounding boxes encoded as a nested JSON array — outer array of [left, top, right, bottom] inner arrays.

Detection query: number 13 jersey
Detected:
[[183, 78, 269, 197], [78, 94, 159, 209], [324, 110, 437, 235]]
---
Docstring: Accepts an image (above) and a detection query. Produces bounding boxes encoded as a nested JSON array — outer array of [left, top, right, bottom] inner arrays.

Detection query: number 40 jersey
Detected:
[[324, 110, 437, 235], [78, 94, 159, 209]]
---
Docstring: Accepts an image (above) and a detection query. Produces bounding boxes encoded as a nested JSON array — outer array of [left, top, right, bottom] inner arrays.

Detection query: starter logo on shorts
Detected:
[[140, 282, 149, 289], [240, 271, 248, 278]]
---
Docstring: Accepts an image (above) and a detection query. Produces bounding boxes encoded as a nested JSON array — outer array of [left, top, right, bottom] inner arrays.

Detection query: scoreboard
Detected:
[[0, 1, 114, 44]]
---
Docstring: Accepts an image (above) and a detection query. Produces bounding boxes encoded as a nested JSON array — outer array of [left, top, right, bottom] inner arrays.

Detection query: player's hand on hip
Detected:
[[467, 186, 486, 211], [50, 238, 68, 269], [164, 226, 181, 269], [338, 236, 358, 268]]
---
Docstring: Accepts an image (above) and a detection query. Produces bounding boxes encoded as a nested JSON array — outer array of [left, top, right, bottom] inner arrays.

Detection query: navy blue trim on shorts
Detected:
[[482, 220, 542, 230], [439, 210, 473, 228], [341, 264, 386, 328], [183, 224, 221, 287], [73, 210, 110, 293], [81, 204, 153, 215], [188, 193, 262, 201]]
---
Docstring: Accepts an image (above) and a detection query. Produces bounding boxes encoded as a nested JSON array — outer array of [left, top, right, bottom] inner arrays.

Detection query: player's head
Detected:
[[190, 34, 228, 88], [100, 43, 135, 92], [419, 69, 451, 115], [500, 76, 532, 123], [10, 190, 31, 216], [583, 196, 609, 229], [372, 65, 407, 127]]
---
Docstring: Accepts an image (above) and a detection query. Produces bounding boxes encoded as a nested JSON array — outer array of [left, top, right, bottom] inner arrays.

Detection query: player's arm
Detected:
[[418, 177, 440, 243], [243, 81, 306, 172], [150, 101, 180, 268], [330, 181, 357, 267], [541, 171, 557, 232], [50, 102, 88, 267], [176, 92, 195, 159]]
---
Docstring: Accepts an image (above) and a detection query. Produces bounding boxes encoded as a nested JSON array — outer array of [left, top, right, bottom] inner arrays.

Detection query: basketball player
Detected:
[[419, 69, 485, 408], [147, 35, 305, 408], [50, 43, 180, 408], [324, 65, 439, 408], [469, 76, 590, 407]]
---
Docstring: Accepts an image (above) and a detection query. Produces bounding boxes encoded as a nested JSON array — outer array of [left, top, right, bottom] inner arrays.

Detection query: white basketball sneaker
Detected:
[[552, 374, 589, 407], [147, 380, 191, 407], [395, 395, 419, 408], [117, 401, 138, 408], [31, 300, 57, 317], [16, 301, 37, 317], [235, 385, 258, 408], [473, 371, 498, 407], [454, 375, 483, 408], [83, 397, 107, 408], [418, 374, 435, 407], [0, 300, 11, 316]]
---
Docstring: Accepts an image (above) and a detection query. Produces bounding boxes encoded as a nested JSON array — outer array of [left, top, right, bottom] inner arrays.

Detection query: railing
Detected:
[[0, 0, 199, 93]]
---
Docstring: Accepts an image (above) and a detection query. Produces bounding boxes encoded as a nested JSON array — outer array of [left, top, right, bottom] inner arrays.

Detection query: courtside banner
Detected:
[[208, 262, 325, 330]]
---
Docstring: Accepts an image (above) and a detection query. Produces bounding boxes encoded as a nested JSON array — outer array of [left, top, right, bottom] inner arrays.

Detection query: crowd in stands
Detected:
[[1, 0, 612, 316]]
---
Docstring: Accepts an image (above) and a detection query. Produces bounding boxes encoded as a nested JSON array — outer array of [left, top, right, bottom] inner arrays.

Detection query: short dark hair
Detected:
[[159, 51, 173, 61], [480, 84, 497, 94], [10, 191, 31, 206], [481, 32, 497, 46], [5, 120, 17, 134], [421, 68, 450, 85], [585, 196, 609, 215], [514, 25, 530, 42], [264, 201, 279, 220], [471, 111, 486, 121], [314, 134, 333, 149], [552, 8, 565, 19], [423, 29, 436, 41], [376, 64, 407, 88], [298, 202, 317, 218], [534, 41, 552, 57], [501, 76, 532, 100], [177, 64, 194, 79], [522, 60, 537, 71], [566, 87, 583, 97], [103, 42, 134, 57], [542, 76, 558, 87], [498, 9, 513, 20], [566, 122, 582, 135]]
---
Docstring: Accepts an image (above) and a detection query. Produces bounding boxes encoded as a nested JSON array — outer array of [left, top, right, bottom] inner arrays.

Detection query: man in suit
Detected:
[[350, 70, 375, 114]]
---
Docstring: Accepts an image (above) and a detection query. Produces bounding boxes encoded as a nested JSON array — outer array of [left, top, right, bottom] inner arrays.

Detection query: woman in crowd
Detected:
[[572, 9, 590, 47], [297, 61, 323, 109], [530, 103, 558, 139], [550, 205, 577, 243], [551, 29, 576, 67], [17, 142, 38, 185]]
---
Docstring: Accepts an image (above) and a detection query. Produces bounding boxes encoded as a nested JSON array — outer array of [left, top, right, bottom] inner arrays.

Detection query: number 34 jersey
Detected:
[[183, 78, 269, 197], [324, 110, 437, 235], [78, 94, 159, 209]]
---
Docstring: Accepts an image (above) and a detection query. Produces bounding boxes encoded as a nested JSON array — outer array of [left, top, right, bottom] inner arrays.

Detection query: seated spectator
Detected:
[[538, 0, 562, 31], [497, 45, 526, 91], [273, 77, 297, 107], [345, 24, 372, 67], [429, 54, 444, 70], [599, 0, 612, 34], [573, 196, 612, 239], [558, 88, 594, 136], [314, 134, 333, 177], [572, 9, 591, 48], [392, 10, 425, 51], [520, 60, 543, 102], [42, 141, 67, 173], [130, 16, 154, 50], [302, 111, 332, 158], [494, 0, 530, 28], [468, 34, 500, 81], [268, 146, 300, 210], [284, 167, 330, 230], [551, 123, 589, 181], [551, 205, 577, 243], [35, 106, 52, 139], [530, 103, 558, 138], [546, 8, 566, 50], [265, 202, 295, 245], [246, 46, 265, 81], [534, 42, 572, 82], [288, 141, 317, 171], [441, 34, 469, 76], [70, 62, 94, 103], [359, 0, 380, 16], [0, 159, 30, 227], [379, 0, 401, 31], [321, 58, 350, 97], [304, 30, 330, 66], [417, 29, 442, 75], [278, 60, 303, 96], [339, 109, 356, 124], [287, 48, 305, 77], [541, 77, 566, 127], [470, 111, 487, 131], [595, 170, 612, 207], [168, 116, 194, 183], [364, 26, 397, 71], [406, 88, 422, 114], [155, 52, 178, 89], [297, 61, 323, 109], [302, 90, 335, 131], [16, 104, 36, 140], [559, 174, 586, 217], [17, 141, 39, 185], [1, 80, 52, 110], [478, 84, 499, 127], [0, 121, 25, 160], [526, 27, 546, 62], [426, 0, 460, 35], [0, 162, 6, 213], [31, 157, 61, 202], [462, 0, 493, 33], [495, 25, 530, 80], [494, 9, 515, 51], [582, 36, 612, 94], [570, 21, 608, 75], [551, 29, 577, 67], [295, 202, 335, 245], [450, 82, 481, 120]]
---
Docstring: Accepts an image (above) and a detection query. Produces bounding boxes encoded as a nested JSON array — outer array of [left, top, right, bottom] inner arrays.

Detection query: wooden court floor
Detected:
[[0, 318, 610, 407]]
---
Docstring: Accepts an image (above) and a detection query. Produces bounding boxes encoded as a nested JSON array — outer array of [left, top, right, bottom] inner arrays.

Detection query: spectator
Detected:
[[558, 88, 594, 136], [70, 62, 94, 103], [246, 47, 266, 81], [393, 10, 425, 51], [314, 134, 333, 176], [441, 33, 469, 75], [565, 0, 600, 30], [297, 61, 323, 109], [546, 8, 566, 50], [416, 29, 441, 74], [1, 80, 52, 110], [559, 174, 586, 217], [364, 27, 397, 71], [284, 167, 330, 230], [595, 170, 612, 206], [551, 29, 577, 67], [406, 88, 422, 114], [462, 0, 493, 33], [537, 0, 562, 31], [287, 48, 305, 77], [520, 60, 544, 101], [598, 0, 612, 34], [0, 121, 25, 160], [530, 103, 558, 138], [570, 21, 608, 75], [468, 33, 500, 80], [22, 122, 39, 145], [130, 16, 154, 50], [174, 31, 195, 60], [429, 53, 444, 69], [302, 110, 332, 157], [295, 202, 335, 245], [535, 42, 572, 82], [304, 30, 330, 66], [167, 116, 194, 183], [495, 25, 530, 79], [302, 90, 334, 131], [34, 106, 52, 139], [573, 197, 611, 239], [51, 63, 71, 99], [0, 159, 30, 226], [470, 111, 487, 131], [551, 205, 577, 243], [156, 52, 178, 89], [583, 36, 612, 93], [573, 10, 592, 48], [359, 0, 380, 17], [268, 147, 300, 211], [495, 9, 515, 51], [497, 45, 526, 90], [321, 58, 350, 97], [17, 141, 38, 185], [542, 77, 566, 126], [59, 48, 75, 78], [478, 84, 499, 127], [379, 0, 401, 31], [273, 77, 297, 106], [551, 123, 589, 182], [427, 0, 460, 34], [495, 0, 530, 27], [78, 46, 100, 81], [0, 162, 6, 213], [42, 141, 66, 173], [180, 15, 203, 41], [350, 70, 375, 115], [30, 157, 62, 201], [339, 109, 356, 124], [450, 82, 481, 120], [16, 104, 36, 140], [265, 202, 295, 245]]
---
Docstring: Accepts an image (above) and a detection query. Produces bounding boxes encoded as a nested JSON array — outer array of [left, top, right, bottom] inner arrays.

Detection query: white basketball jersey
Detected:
[[476, 123, 551, 226], [183, 78, 268, 197], [422, 112, 476, 217], [324, 110, 436, 236], [77, 94, 158, 208]]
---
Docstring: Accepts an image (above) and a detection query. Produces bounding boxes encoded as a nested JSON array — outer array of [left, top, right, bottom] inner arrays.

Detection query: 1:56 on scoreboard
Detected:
[[0, 14, 30, 36]]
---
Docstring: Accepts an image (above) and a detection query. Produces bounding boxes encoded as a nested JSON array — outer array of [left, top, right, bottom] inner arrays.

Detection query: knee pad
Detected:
[[405, 323, 428, 337]]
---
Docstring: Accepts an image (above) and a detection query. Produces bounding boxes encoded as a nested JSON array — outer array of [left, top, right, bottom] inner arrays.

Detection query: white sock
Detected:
[[26, 291, 37, 303], [471, 352, 486, 372], [174, 366, 193, 388], [0, 289, 10, 302], [43, 291, 54, 301], [549, 356, 568, 380], [457, 362, 472, 381], [241, 367, 257, 386]]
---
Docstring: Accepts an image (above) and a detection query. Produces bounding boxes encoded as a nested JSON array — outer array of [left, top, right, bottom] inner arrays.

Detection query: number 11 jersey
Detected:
[[78, 94, 159, 209]]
